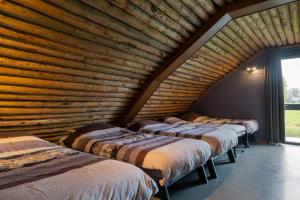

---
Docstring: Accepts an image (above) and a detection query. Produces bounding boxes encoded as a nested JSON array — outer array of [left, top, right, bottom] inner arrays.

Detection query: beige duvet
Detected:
[[0, 136, 158, 200], [63, 127, 213, 186]]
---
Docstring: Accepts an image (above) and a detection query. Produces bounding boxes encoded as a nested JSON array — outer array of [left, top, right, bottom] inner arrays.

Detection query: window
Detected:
[[281, 58, 300, 144]]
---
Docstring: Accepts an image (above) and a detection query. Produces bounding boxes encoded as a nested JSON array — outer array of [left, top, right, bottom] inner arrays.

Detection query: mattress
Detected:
[[0, 136, 158, 200], [61, 123, 212, 186], [181, 113, 259, 134], [129, 120, 238, 156]]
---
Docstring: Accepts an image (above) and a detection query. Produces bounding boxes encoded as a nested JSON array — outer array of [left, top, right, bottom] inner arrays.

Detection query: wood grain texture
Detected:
[[134, 0, 300, 121], [0, 0, 299, 142], [0, 0, 230, 142], [120, 11, 232, 125]]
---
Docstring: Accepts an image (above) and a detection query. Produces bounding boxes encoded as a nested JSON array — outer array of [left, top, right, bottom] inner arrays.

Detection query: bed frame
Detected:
[[155, 146, 237, 199], [156, 159, 217, 200], [234, 132, 250, 157], [212, 148, 236, 165]]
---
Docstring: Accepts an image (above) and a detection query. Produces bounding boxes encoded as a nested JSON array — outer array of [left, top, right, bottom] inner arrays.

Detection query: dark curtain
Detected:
[[265, 47, 285, 144]]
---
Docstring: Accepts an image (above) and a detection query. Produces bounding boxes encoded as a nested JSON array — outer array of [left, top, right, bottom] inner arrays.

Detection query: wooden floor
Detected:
[[154, 144, 300, 200]]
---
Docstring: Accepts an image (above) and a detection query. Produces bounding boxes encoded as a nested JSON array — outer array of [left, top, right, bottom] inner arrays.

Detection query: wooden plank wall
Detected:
[[1, 0, 298, 141], [136, 1, 300, 120], [0, 0, 225, 142]]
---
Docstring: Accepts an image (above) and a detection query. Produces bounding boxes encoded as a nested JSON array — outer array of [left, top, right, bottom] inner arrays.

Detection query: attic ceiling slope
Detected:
[[0, 0, 297, 142], [0, 0, 228, 142], [120, 0, 296, 125], [136, 0, 300, 120]]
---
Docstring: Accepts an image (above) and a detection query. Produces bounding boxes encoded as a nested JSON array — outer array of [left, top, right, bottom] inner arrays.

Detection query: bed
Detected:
[[162, 116, 247, 138], [128, 120, 239, 162], [181, 112, 259, 135], [162, 116, 249, 154], [0, 135, 158, 200], [61, 123, 214, 200]]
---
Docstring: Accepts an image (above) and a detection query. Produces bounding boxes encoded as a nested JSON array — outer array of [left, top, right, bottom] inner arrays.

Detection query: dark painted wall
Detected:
[[191, 50, 267, 142]]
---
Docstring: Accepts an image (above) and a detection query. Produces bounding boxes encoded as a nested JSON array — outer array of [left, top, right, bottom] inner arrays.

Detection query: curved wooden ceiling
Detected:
[[135, 1, 300, 120], [0, 0, 234, 141], [0, 0, 298, 142]]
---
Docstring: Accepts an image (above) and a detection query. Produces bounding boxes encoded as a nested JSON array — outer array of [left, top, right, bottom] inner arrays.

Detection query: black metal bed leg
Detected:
[[227, 149, 236, 163], [250, 133, 256, 145], [244, 133, 248, 149], [197, 166, 208, 184], [246, 133, 250, 148], [206, 159, 218, 179], [157, 184, 171, 200], [234, 147, 237, 158]]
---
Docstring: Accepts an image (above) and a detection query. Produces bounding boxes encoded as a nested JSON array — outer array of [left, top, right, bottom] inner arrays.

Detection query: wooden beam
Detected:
[[118, 0, 296, 126], [118, 11, 229, 125], [228, 0, 296, 18]]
